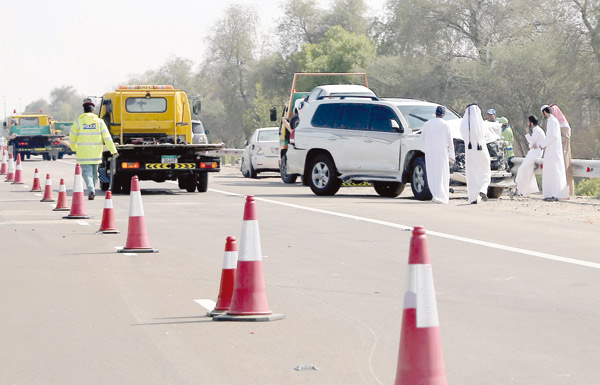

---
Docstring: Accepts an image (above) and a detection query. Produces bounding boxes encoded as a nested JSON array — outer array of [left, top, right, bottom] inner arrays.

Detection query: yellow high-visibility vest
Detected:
[[69, 113, 117, 164]]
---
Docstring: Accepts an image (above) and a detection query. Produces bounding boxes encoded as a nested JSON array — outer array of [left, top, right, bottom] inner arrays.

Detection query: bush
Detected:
[[575, 179, 600, 197]]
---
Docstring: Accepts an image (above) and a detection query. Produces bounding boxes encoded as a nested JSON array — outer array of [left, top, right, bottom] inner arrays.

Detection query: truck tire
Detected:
[[58, 153, 64, 159], [308, 154, 341, 196], [280, 154, 297, 184], [410, 157, 432, 201], [197, 172, 208, 192], [374, 181, 405, 198], [487, 186, 505, 199], [178, 177, 186, 189], [101, 182, 110, 191], [185, 174, 197, 193]]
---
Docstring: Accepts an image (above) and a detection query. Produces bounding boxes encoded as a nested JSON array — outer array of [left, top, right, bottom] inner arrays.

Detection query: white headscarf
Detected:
[[460, 104, 485, 151]]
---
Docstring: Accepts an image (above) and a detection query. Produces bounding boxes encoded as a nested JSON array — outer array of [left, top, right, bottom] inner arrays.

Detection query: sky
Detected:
[[0, 0, 386, 119]]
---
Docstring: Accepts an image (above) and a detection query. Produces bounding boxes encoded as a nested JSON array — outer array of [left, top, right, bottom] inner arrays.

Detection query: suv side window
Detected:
[[311, 104, 342, 128], [369, 105, 401, 133], [334, 103, 370, 131]]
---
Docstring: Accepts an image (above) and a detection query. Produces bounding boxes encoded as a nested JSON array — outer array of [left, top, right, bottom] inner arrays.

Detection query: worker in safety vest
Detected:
[[69, 98, 118, 200]]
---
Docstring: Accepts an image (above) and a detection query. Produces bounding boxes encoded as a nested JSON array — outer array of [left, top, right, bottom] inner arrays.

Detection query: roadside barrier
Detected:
[[64, 164, 90, 219], [11, 153, 24, 184], [53, 179, 70, 211], [213, 195, 284, 322], [208, 236, 238, 317], [394, 226, 447, 385], [118, 176, 158, 253], [30, 168, 42, 192], [0, 148, 7, 175], [40, 174, 55, 202], [5, 153, 15, 182], [97, 190, 119, 234]]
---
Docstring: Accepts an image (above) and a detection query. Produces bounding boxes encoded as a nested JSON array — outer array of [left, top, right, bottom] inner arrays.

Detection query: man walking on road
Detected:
[[69, 98, 118, 200], [421, 106, 455, 204], [536, 105, 568, 201]]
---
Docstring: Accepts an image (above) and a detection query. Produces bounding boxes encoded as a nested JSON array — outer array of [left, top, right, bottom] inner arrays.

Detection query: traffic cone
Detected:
[[118, 176, 157, 253], [30, 168, 42, 192], [213, 196, 284, 322], [53, 179, 70, 211], [40, 174, 55, 202], [12, 153, 24, 184], [394, 226, 447, 385], [208, 236, 238, 317], [5, 153, 15, 182], [0, 149, 7, 175], [63, 164, 90, 219], [97, 190, 119, 234]]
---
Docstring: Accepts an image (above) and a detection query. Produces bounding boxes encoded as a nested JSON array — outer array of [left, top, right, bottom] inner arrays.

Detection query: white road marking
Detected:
[[208, 188, 600, 270], [194, 299, 216, 312], [0, 220, 83, 225], [77, 221, 90, 226], [35, 193, 42, 197]]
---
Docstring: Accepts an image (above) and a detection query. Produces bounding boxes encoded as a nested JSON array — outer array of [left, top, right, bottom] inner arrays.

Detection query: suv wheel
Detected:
[[373, 181, 405, 198], [240, 158, 250, 178], [308, 154, 341, 196], [280, 154, 297, 184], [410, 157, 432, 201]]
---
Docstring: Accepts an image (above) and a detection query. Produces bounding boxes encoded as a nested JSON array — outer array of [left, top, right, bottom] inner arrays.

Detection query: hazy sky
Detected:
[[0, 0, 385, 118]]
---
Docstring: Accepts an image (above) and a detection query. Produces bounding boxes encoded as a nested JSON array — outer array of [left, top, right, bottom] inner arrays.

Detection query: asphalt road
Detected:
[[1, 157, 599, 385]]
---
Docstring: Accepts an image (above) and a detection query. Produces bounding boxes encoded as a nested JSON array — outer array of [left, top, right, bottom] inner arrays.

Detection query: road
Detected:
[[1, 156, 599, 385]]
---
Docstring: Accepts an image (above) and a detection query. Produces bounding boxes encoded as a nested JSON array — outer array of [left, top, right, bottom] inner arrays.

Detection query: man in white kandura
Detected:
[[421, 105, 455, 204], [513, 115, 545, 196], [536, 105, 568, 201], [460, 104, 491, 204]]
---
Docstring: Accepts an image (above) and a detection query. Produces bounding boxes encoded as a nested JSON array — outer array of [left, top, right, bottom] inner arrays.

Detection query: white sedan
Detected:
[[240, 127, 280, 178]]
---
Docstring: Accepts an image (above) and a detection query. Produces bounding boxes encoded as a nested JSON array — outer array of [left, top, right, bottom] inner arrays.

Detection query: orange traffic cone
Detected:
[[5, 153, 15, 182], [30, 168, 42, 192], [118, 176, 157, 253], [53, 179, 70, 211], [97, 190, 119, 234], [12, 153, 24, 184], [63, 164, 90, 219], [394, 226, 447, 385], [213, 196, 284, 322], [208, 236, 238, 317], [0, 148, 7, 175], [40, 174, 55, 202]]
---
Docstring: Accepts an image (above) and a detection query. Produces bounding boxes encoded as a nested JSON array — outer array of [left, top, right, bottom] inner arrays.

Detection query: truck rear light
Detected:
[[290, 129, 296, 145], [18, 142, 28, 146], [121, 162, 140, 169], [200, 162, 218, 169], [52, 141, 60, 145]]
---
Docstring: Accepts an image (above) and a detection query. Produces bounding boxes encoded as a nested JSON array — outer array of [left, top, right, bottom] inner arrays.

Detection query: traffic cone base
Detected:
[[117, 247, 158, 253], [63, 214, 91, 219], [212, 313, 285, 322]]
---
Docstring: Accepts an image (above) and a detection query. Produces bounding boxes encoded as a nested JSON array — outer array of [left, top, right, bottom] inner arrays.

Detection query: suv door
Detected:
[[361, 104, 403, 173]]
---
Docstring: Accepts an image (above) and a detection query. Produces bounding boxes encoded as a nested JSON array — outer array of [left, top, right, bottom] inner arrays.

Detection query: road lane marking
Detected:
[[77, 221, 90, 226], [194, 299, 216, 312], [0, 220, 85, 225], [208, 188, 600, 270]]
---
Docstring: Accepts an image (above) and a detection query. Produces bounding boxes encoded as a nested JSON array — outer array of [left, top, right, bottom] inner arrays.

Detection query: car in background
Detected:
[[240, 127, 280, 178], [192, 120, 209, 144]]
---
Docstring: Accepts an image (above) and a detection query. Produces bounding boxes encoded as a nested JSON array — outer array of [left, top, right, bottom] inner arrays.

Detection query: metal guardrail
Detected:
[[207, 148, 244, 157], [512, 157, 600, 178]]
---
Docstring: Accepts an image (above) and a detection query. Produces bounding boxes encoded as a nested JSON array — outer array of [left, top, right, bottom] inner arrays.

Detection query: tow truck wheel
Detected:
[[487, 186, 505, 199], [178, 177, 186, 189], [197, 172, 208, 192], [185, 174, 197, 193], [101, 182, 110, 191]]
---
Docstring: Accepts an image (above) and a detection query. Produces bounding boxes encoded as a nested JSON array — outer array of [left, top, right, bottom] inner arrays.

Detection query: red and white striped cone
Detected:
[[394, 226, 447, 385], [0, 149, 7, 175], [5, 153, 15, 182], [208, 236, 238, 317], [53, 179, 70, 211], [213, 196, 284, 322], [97, 190, 119, 234], [40, 174, 55, 202], [118, 176, 157, 253], [63, 164, 90, 219], [11, 153, 24, 184], [30, 168, 42, 192]]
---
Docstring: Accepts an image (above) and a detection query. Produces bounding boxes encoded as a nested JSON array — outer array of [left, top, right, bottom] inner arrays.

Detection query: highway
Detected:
[[1, 156, 599, 385]]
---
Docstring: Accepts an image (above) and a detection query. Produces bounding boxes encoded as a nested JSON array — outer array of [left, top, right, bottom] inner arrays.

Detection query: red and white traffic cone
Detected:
[[63, 164, 90, 219], [97, 190, 119, 234], [40, 174, 55, 202], [0, 148, 7, 175], [11, 153, 24, 184], [394, 226, 447, 385], [118, 176, 157, 253], [208, 236, 238, 317], [53, 179, 70, 211], [5, 153, 15, 182], [214, 196, 284, 322], [30, 168, 42, 192]]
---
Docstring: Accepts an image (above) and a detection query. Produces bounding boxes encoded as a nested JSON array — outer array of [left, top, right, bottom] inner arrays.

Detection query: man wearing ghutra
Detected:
[[536, 105, 569, 201], [549, 104, 574, 196], [460, 104, 491, 204]]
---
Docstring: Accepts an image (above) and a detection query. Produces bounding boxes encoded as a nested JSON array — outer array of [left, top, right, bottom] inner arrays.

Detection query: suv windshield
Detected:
[[396, 105, 459, 130]]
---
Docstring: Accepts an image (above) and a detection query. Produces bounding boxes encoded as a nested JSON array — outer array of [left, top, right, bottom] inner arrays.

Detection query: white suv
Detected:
[[285, 97, 513, 198]]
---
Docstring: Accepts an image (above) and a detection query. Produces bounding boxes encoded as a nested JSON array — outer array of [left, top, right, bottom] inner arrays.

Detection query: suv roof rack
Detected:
[[316, 95, 380, 101]]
